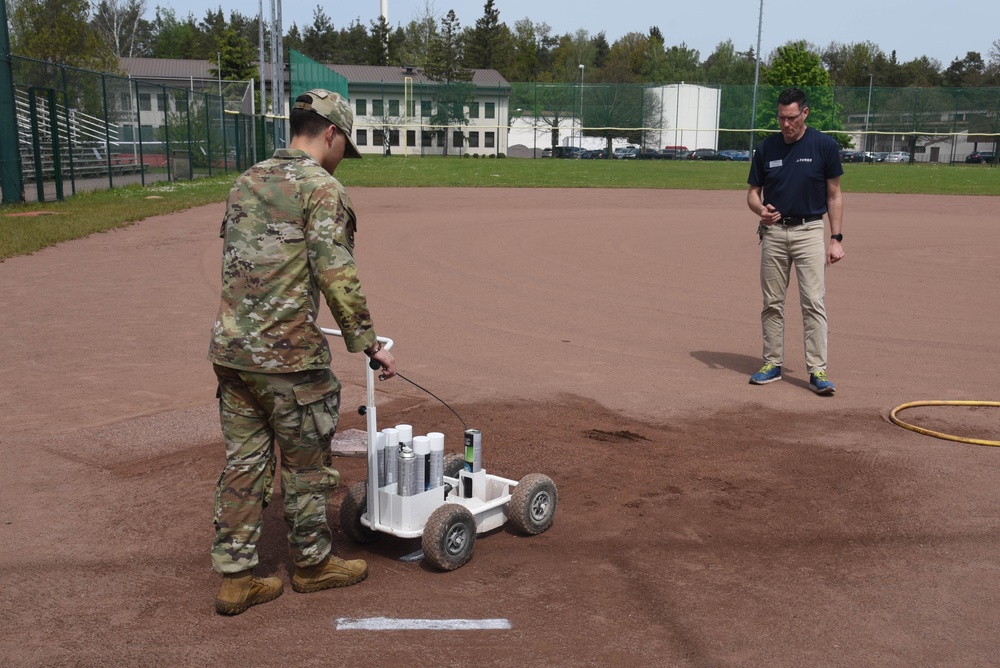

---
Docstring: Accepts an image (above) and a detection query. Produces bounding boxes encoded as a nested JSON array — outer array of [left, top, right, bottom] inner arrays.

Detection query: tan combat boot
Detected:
[[292, 555, 368, 593], [215, 570, 284, 615]]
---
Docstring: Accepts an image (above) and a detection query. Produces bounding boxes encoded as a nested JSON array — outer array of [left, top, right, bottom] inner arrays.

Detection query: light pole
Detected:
[[864, 73, 874, 160], [749, 0, 764, 153], [579, 64, 585, 148]]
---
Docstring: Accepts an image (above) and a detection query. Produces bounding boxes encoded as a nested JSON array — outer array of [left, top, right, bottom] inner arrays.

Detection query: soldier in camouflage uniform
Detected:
[[208, 89, 397, 615]]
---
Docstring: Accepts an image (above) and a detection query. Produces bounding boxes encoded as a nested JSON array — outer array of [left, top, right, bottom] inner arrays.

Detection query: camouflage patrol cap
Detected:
[[293, 89, 362, 159]]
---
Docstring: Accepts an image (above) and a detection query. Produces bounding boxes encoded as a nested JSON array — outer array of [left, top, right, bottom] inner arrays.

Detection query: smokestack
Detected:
[[380, 0, 388, 22]]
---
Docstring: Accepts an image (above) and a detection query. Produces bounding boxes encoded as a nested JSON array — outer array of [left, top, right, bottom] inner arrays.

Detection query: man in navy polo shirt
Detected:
[[746, 87, 845, 395]]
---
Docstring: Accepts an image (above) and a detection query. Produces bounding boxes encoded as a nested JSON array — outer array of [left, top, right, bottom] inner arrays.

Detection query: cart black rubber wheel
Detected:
[[443, 452, 466, 478], [508, 473, 558, 535], [421, 504, 477, 571], [339, 481, 380, 544]]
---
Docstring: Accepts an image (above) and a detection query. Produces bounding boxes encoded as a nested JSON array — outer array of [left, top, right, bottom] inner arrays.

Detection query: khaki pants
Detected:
[[211, 365, 342, 574], [759, 221, 828, 374]]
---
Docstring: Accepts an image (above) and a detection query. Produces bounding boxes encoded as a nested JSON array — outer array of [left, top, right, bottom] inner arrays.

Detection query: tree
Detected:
[[549, 29, 593, 82], [10, 0, 120, 71], [149, 7, 201, 59], [702, 40, 755, 85], [508, 18, 540, 81], [602, 32, 647, 82], [91, 0, 152, 58], [463, 0, 512, 73], [424, 9, 473, 155], [398, 1, 438, 68], [761, 41, 847, 145], [944, 51, 986, 87], [591, 31, 609, 69], [301, 7, 337, 62]]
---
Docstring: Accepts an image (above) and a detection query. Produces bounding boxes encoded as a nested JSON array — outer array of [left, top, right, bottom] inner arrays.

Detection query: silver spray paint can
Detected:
[[464, 428, 482, 473], [382, 428, 399, 486], [427, 432, 444, 489], [412, 435, 429, 493], [375, 431, 387, 487], [397, 445, 417, 496]]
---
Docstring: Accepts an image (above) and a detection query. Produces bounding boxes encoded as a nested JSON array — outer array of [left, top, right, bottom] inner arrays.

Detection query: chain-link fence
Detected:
[[4, 56, 263, 203], [509, 82, 1000, 162]]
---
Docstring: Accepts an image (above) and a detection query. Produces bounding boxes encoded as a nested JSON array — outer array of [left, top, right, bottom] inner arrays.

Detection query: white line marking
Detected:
[[336, 617, 512, 631]]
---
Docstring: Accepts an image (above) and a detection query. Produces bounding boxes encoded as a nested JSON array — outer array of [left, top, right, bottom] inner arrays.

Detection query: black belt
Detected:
[[780, 215, 823, 226]]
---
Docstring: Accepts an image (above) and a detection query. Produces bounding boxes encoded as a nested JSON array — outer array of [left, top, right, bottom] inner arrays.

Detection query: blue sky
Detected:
[[154, 0, 999, 68]]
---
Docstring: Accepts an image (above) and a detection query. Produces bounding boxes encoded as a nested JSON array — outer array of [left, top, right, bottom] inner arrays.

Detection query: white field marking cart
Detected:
[[323, 328, 557, 571]]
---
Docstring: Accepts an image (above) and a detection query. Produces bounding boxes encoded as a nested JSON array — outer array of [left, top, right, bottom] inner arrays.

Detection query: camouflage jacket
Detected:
[[208, 148, 377, 372]]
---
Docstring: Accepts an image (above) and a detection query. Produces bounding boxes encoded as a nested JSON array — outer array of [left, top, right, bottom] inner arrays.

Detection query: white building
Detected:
[[326, 65, 511, 157], [648, 84, 722, 151]]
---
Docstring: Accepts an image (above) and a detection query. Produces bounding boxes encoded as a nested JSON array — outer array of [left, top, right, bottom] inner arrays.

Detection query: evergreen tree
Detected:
[[424, 9, 473, 155]]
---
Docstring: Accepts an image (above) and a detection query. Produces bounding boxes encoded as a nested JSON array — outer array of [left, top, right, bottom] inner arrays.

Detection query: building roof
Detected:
[[120, 58, 277, 82], [325, 64, 509, 89]]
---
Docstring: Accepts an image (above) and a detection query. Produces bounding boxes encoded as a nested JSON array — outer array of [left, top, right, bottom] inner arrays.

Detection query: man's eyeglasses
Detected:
[[778, 110, 805, 123]]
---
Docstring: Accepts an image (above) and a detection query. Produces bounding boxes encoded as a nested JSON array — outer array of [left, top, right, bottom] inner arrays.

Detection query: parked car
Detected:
[[719, 150, 750, 161], [658, 146, 690, 160], [688, 148, 732, 161], [965, 150, 996, 164], [580, 149, 607, 159], [840, 150, 865, 163], [884, 151, 910, 163]]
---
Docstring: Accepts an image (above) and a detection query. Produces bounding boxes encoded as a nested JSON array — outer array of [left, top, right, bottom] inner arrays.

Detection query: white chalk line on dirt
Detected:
[[336, 617, 512, 631]]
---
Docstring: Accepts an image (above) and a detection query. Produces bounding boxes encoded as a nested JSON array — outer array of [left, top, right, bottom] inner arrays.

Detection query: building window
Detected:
[[485, 102, 495, 119], [407, 130, 416, 147], [469, 101, 479, 119], [157, 94, 170, 112], [406, 100, 415, 117], [356, 98, 367, 116], [138, 93, 151, 111], [372, 99, 384, 116], [485, 132, 495, 148], [389, 130, 400, 146], [388, 99, 399, 116], [373, 129, 385, 146], [453, 131, 464, 148], [176, 97, 188, 113], [356, 129, 368, 146], [421, 100, 431, 118], [468, 132, 479, 148]]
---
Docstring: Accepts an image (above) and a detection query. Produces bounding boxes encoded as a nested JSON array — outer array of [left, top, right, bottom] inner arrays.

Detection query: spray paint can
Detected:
[[375, 431, 387, 487], [464, 428, 482, 473], [397, 445, 417, 496], [427, 432, 444, 489], [382, 428, 399, 487], [412, 435, 429, 493]]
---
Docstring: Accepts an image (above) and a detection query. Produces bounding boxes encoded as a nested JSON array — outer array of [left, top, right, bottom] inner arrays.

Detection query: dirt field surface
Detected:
[[2, 187, 999, 667]]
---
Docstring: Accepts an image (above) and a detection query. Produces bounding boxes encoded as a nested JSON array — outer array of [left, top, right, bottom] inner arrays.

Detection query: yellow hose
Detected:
[[889, 401, 1000, 447]]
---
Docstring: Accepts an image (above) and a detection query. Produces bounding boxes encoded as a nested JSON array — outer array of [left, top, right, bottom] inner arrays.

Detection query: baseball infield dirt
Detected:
[[1, 187, 998, 666]]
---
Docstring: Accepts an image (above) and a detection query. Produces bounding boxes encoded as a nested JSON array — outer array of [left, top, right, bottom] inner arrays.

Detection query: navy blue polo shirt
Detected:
[[748, 127, 844, 219]]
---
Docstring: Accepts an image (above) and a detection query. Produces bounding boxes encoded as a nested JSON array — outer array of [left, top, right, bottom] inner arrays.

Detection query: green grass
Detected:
[[2, 158, 998, 260]]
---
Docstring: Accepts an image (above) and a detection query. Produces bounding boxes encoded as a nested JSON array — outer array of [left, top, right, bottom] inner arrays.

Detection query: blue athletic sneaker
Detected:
[[749, 363, 782, 385], [809, 371, 836, 395]]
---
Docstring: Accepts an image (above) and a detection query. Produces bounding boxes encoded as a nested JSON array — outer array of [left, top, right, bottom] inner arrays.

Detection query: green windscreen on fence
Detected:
[[289, 50, 348, 102]]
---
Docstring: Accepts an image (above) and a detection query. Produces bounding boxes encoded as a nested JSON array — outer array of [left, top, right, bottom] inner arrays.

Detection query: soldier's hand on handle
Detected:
[[369, 347, 396, 380]]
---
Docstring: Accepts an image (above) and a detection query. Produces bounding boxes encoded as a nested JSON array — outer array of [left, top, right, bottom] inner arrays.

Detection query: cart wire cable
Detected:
[[396, 371, 468, 432]]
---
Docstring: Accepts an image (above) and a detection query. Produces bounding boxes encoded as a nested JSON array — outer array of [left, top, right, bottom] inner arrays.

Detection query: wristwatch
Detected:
[[830, 233, 843, 242]]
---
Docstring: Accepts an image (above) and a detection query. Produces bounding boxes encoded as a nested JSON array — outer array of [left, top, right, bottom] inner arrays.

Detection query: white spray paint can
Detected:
[[382, 428, 399, 486], [375, 431, 387, 487], [397, 445, 417, 496], [412, 435, 430, 493]]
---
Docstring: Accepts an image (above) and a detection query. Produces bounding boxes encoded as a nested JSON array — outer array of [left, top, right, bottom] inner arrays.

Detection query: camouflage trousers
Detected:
[[211, 364, 342, 574]]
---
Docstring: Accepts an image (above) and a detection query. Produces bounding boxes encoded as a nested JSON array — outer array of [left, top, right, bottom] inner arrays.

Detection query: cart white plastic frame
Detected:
[[322, 328, 519, 539]]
